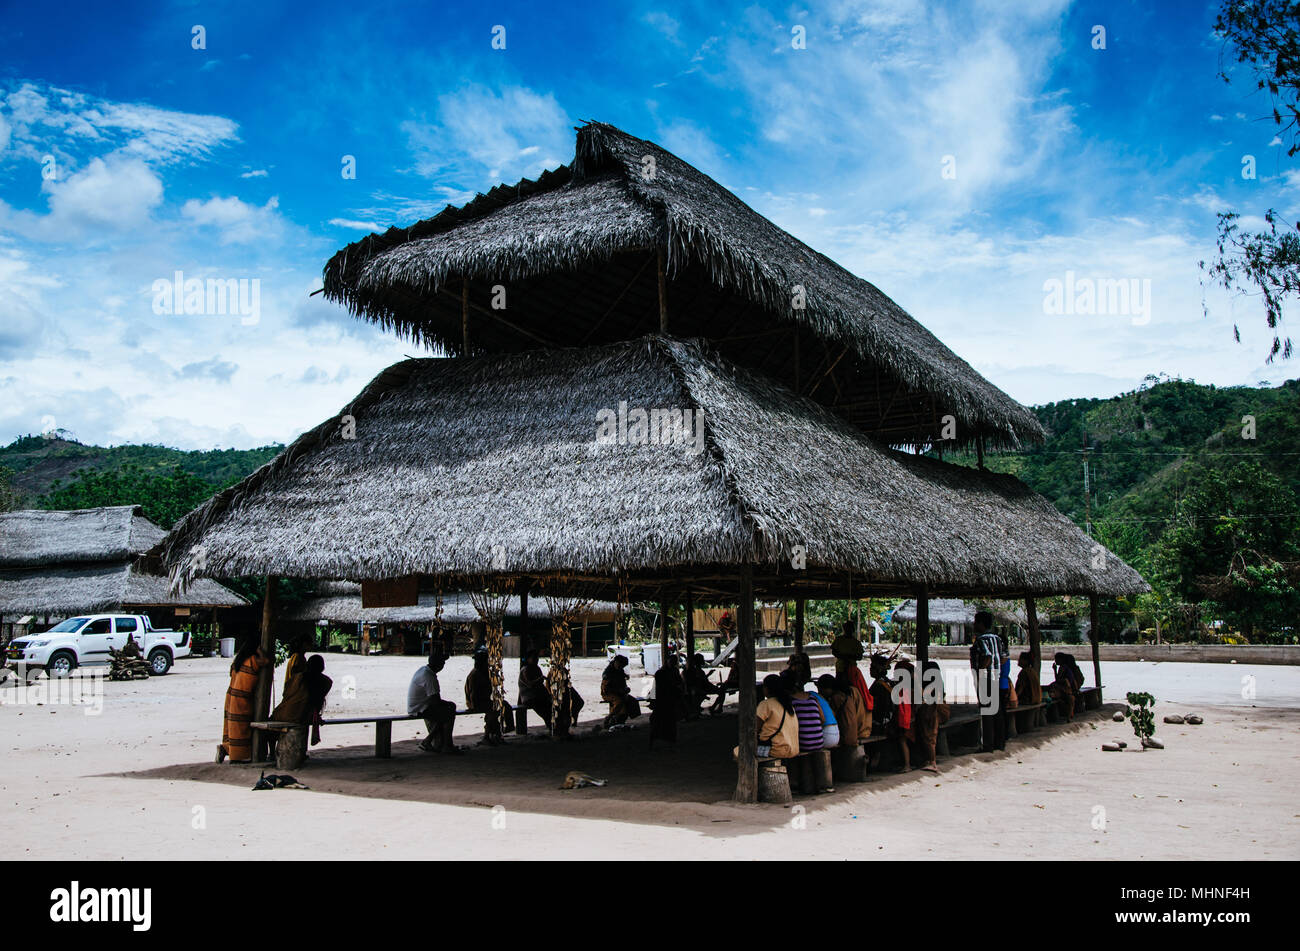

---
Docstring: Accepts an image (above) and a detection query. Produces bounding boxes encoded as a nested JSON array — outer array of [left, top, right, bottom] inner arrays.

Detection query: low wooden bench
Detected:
[[1007, 701, 1047, 737], [1079, 685, 1103, 709]]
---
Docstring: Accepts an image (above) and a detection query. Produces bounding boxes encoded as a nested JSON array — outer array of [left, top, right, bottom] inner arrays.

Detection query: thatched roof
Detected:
[[893, 598, 976, 625], [892, 598, 1029, 626], [159, 336, 1144, 600], [322, 122, 1043, 450], [0, 563, 247, 616], [0, 506, 247, 615], [287, 584, 619, 625], [0, 506, 164, 568]]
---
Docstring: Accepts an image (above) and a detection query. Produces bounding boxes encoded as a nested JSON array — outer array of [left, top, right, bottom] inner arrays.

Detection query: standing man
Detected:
[[969, 610, 1005, 753], [408, 646, 460, 754]]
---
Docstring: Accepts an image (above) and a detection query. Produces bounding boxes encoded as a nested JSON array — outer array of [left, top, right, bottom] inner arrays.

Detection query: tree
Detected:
[[0, 465, 19, 512], [1151, 462, 1300, 637], [40, 464, 220, 529], [1204, 0, 1300, 361]]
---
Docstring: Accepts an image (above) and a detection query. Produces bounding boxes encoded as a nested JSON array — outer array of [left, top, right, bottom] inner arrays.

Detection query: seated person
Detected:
[[516, 649, 584, 735], [868, 653, 895, 736], [600, 654, 641, 727], [786, 651, 813, 688], [649, 658, 685, 748], [785, 669, 825, 755], [1015, 651, 1042, 706], [683, 652, 724, 718], [734, 673, 799, 761], [816, 673, 870, 746], [408, 647, 460, 754], [465, 648, 512, 742]]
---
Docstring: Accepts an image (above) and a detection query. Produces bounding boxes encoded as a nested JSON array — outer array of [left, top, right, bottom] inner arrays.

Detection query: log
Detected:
[[813, 749, 834, 792], [757, 762, 792, 804], [276, 726, 307, 771], [832, 743, 867, 783]]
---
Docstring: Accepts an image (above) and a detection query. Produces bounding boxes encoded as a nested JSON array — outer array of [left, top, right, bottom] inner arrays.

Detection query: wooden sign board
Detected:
[[362, 576, 420, 608]]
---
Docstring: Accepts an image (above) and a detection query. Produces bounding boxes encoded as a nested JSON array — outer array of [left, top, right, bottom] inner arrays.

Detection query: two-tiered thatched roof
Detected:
[[322, 122, 1043, 450], [159, 337, 1144, 600], [0, 506, 247, 616]]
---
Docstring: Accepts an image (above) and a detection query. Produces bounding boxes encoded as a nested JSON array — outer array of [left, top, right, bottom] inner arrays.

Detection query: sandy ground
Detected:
[[2, 653, 1297, 860]]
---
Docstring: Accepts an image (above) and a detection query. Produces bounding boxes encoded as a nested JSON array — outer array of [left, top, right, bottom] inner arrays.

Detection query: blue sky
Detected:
[[1, 0, 1295, 449]]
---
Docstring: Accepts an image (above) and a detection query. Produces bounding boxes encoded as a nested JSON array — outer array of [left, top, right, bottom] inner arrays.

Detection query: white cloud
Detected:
[[1, 81, 238, 167], [181, 195, 283, 244], [403, 85, 570, 185], [329, 217, 384, 231]]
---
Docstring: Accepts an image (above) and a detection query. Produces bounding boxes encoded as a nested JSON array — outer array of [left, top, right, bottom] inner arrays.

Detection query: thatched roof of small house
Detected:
[[0, 505, 164, 568], [322, 122, 1044, 451], [0, 506, 248, 615], [893, 598, 1029, 627], [159, 336, 1144, 600], [287, 583, 619, 625]]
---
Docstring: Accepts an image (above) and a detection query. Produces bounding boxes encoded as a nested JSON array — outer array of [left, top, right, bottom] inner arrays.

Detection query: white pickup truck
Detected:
[[4, 614, 191, 679]]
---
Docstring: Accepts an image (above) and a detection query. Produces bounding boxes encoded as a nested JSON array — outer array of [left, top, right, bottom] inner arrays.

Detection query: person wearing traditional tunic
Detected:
[[913, 660, 950, 774], [891, 659, 916, 772], [217, 638, 271, 764], [600, 654, 641, 727], [1015, 651, 1041, 705]]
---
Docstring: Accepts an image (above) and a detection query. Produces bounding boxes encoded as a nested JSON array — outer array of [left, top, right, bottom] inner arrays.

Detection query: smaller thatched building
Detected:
[[0, 506, 247, 641], [285, 582, 620, 656], [892, 598, 1028, 645]]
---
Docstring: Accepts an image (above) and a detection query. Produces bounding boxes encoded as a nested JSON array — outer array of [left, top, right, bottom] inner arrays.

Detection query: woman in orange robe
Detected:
[[218, 639, 271, 763]]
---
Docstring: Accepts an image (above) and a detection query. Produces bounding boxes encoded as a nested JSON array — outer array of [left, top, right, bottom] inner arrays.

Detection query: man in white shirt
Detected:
[[408, 647, 459, 753]]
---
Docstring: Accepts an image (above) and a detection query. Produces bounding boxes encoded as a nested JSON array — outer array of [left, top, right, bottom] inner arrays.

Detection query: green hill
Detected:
[[0, 435, 283, 528]]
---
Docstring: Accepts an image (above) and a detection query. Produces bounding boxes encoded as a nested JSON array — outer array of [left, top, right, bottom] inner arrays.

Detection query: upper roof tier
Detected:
[[323, 122, 1044, 450]]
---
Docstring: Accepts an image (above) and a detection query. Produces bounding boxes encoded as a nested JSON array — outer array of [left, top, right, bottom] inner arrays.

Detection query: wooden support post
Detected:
[[734, 567, 757, 803], [252, 577, 276, 761], [915, 588, 930, 663], [659, 600, 670, 663], [581, 617, 589, 658], [519, 589, 529, 656], [461, 279, 469, 353], [794, 598, 805, 653], [656, 249, 668, 333], [1089, 595, 1103, 702], [361, 623, 370, 656], [684, 590, 694, 657], [1026, 597, 1041, 669], [976, 435, 985, 469]]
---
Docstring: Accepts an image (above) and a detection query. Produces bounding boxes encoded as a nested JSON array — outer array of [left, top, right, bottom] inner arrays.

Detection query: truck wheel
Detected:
[[47, 652, 76, 677], [148, 649, 172, 676]]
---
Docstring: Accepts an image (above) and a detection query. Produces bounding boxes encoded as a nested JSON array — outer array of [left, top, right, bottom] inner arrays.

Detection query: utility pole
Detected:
[[1077, 432, 1092, 537]]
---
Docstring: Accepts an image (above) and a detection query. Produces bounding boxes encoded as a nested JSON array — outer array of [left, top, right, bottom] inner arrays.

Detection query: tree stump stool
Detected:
[[832, 744, 867, 783], [276, 725, 307, 770], [813, 749, 834, 792], [757, 761, 792, 804]]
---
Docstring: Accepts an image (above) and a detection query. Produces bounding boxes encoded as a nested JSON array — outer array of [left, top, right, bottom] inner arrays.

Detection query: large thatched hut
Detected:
[[160, 122, 1146, 802], [0, 506, 247, 642]]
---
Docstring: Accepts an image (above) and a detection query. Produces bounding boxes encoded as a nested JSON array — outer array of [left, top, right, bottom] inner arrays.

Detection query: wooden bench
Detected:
[[1079, 685, 1103, 709], [316, 704, 530, 758], [1007, 701, 1047, 737]]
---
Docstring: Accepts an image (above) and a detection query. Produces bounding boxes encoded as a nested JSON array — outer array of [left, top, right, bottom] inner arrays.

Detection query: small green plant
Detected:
[[190, 631, 217, 656], [1124, 691, 1156, 744]]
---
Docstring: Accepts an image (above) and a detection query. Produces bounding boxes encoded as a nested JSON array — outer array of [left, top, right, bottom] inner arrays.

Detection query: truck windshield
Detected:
[[47, 617, 89, 633]]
